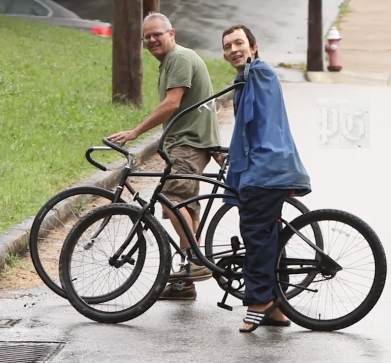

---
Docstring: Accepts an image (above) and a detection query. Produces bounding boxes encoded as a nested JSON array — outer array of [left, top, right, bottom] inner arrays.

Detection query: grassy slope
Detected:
[[0, 16, 235, 232]]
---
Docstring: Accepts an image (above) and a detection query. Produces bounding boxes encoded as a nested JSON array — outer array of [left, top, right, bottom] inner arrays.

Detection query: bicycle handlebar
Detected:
[[157, 81, 245, 162], [157, 58, 251, 163], [85, 146, 111, 171], [85, 139, 132, 171], [87, 59, 249, 171], [102, 137, 130, 157]]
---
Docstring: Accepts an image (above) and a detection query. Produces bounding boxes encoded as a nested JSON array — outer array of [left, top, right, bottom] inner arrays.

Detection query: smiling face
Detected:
[[223, 28, 258, 72], [143, 17, 176, 61]]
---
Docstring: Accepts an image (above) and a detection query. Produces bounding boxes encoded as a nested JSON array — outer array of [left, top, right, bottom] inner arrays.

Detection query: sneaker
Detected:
[[158, 282, 197, 300], [168, 262, 212, 282]]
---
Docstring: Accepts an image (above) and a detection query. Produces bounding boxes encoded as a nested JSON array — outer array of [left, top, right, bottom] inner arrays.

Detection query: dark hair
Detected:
[[222, 24, 259, 58]]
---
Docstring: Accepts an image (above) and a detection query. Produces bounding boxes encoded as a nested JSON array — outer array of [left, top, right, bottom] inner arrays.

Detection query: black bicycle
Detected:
[[29, 92, 311, 302], [58, 80, 387, 331]]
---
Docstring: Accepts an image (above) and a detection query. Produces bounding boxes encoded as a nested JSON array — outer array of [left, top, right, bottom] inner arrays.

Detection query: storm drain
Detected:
[[0, 341, 65, 362], [0, 319, 21, 328]]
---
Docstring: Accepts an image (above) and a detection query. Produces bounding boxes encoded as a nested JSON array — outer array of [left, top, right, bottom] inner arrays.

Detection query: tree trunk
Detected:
[[143, 0, 160, 18], [112, 0, 143, 106], [307, 0, 324, 71]]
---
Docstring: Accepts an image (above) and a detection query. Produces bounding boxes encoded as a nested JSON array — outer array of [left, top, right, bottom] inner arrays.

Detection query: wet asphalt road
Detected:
[[0, 279, 389, 363], [55, 0, 343, 64]]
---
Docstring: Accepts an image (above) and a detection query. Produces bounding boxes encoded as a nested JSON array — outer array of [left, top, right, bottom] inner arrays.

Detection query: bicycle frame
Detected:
[[279, 217, 342, 275], [97, 80, 246, 278], [93, 81, 341, 288], [96, 62, 340, 281], [87, 144, 233, 262]]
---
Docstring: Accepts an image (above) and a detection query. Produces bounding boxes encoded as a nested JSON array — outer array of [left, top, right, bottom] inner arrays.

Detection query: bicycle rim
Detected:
[[60, 204, 171, 323], [276, 209, 387, 331], [29, 186, 127, 299]]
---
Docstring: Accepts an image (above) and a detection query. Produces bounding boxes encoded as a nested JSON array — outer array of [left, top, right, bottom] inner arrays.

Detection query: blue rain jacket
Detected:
[[226, 59, 311, 203]]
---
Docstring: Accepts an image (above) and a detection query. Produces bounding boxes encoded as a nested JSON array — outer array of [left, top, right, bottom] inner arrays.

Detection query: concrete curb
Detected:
[[0, 131, 161, 272], [306, 70, 391, 86]]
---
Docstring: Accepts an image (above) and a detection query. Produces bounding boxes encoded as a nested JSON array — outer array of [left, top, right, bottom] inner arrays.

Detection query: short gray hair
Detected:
[[143, 12, 173, 30]]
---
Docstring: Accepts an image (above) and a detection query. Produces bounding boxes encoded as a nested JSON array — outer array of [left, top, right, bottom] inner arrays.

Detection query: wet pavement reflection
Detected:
[[0, 280, 388, 362]]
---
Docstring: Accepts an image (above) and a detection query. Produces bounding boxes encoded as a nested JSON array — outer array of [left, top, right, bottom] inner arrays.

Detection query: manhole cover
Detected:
[[0, 319, 21, 328], [0, 341, 65, 362]]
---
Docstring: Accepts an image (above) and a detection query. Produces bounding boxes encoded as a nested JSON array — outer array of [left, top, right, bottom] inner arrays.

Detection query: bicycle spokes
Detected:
[[276, 210, 386, 330]]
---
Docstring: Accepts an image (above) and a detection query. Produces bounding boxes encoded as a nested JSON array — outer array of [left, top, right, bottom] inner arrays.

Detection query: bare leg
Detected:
[[162, 205, 198, 250]]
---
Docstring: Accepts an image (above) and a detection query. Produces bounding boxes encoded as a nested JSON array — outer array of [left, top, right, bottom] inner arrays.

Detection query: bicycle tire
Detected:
[[204, 197, 322, 300], [59, 203, 171, 324], [29, 186, 126, 299], [276, 209, 387, 331]]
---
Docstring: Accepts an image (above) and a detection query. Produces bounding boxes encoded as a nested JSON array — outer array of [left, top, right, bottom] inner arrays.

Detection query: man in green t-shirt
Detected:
[[108, 12, 220, 300]]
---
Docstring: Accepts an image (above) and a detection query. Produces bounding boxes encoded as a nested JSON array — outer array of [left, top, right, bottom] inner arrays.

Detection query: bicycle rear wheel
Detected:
[[276, 209, 387, 331], [59, 204, 171, 323], [29, 186, 126, 299]]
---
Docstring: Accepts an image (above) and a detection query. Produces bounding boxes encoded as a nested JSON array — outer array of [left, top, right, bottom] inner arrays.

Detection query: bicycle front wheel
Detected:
[[29, 186, 126, 299], [276, 209, 387, 331], [59, 204, 171, 324]]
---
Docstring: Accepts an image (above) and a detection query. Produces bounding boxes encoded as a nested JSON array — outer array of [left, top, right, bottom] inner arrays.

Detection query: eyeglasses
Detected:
[[143, 30, 170, 42]]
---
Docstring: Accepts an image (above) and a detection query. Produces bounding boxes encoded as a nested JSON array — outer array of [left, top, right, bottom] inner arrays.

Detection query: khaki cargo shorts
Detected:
[[161, 145, 210, 222]]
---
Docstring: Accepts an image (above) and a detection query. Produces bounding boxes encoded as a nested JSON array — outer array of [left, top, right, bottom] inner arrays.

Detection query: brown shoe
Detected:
[[168, 262, 212, 282], [158, 282, 197, 301]]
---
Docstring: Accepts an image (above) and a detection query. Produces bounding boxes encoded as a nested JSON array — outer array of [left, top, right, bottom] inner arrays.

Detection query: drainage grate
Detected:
[[0, 319, 21, 328], [0, 341, 65, 362]]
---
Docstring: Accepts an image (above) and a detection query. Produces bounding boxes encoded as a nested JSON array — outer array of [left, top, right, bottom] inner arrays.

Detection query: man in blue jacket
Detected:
[[222, 25, 311, 332]]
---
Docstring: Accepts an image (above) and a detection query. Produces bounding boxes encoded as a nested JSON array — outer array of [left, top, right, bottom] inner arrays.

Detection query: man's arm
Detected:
[[108, 87, 186, 144]]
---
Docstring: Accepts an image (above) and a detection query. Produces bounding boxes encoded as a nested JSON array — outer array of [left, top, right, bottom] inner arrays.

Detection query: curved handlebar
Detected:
[[85, 138, 132, 171], [157, 58, 251, 160], [85, 146, 111, 171], [92, 59, 250, 171], [102, 137, 130, 157], [157, 81, 245, 161]]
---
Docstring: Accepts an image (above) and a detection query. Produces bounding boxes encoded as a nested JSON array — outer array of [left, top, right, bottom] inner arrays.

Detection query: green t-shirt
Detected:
[[159, 45, 220, 150]]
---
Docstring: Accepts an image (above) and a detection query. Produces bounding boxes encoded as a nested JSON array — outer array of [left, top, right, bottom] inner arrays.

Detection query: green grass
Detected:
[[0, 16, 235, 233], [277, 62, 306, 71], [4, 253, 22, 268]]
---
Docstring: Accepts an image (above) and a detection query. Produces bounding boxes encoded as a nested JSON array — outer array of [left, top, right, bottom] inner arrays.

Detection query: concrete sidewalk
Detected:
[[307, 0, 391, 86], [339, 0, 391, 76]]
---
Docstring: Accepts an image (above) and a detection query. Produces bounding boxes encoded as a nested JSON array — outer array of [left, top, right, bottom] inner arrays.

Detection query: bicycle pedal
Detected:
[[230, 236, 241, 253], [217, 302, 233, 311]]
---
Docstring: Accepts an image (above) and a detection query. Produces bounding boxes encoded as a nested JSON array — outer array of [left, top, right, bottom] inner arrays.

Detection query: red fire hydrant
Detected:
[[325, 27, 342, 72]]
